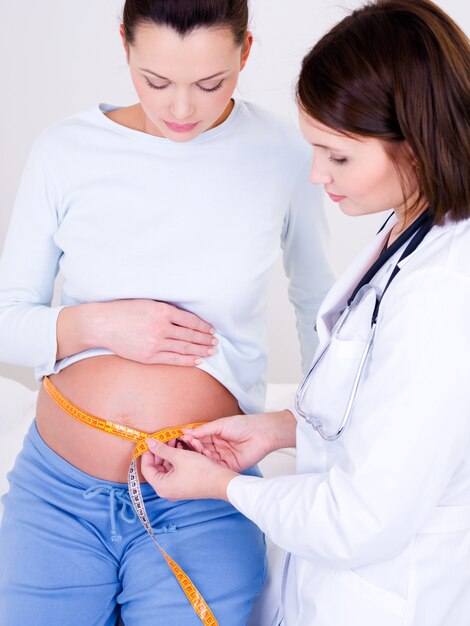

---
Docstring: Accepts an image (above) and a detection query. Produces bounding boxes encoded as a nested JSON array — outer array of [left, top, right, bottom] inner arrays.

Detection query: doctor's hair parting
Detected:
[[297, 0, 470, 224], [122, 0, 249, 46]]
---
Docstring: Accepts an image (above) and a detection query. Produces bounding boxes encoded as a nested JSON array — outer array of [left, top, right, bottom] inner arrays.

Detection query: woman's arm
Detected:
[[56, 300, 216, 365], [282, 154, 334, 372], [0, 144, 64, 371], [282, 154, 335, 371], [0, 142, 216, 371]]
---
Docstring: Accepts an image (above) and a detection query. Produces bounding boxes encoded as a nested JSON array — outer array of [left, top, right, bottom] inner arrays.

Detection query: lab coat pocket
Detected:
[[333, 568, 406, 620], [302, 335, 370, 436]]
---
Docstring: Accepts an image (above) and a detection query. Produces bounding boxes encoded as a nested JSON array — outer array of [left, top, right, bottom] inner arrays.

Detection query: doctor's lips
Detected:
[[164, 121, 199, 133], [326, 191, 347, 203]]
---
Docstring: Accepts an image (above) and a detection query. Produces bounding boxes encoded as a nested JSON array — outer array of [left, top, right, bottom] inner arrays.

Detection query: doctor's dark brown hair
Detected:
[[122, 0, 249, 46], [297, 0, 470, 224]]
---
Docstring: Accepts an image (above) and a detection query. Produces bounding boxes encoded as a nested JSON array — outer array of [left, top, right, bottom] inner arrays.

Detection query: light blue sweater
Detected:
[[0, 100, 334, 413]]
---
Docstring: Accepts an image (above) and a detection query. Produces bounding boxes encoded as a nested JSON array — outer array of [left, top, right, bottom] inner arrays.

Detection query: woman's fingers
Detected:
[[170, 307, 215, 335], [170, 324, 218, 347], [161, 339, 216, 357], [145, 352, 202, 366]]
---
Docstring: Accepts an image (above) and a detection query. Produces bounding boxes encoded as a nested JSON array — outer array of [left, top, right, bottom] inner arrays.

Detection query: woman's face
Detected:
[[299, 109, 419, 223], [123, 23, 252, 141]]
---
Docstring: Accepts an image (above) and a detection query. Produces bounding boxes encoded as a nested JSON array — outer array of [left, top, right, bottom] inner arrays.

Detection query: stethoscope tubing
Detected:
[[296, 209, 434, 441]]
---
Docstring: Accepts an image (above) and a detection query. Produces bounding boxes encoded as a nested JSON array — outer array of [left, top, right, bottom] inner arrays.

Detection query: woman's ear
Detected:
[[240, 32, 254, 71], [120, 24, 130, 63]]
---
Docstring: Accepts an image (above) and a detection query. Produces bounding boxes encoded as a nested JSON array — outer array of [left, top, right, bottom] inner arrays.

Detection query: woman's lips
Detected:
[[327, 192, 346, 202], [164, 121, 199, 133]]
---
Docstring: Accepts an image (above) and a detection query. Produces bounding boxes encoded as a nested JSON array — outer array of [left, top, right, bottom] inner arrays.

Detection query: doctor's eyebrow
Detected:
[[138, 68, 229, 82], [311, 143, 351, 152]]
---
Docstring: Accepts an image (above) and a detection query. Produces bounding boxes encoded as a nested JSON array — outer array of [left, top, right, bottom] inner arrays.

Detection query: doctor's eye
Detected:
[[329, 156, 348, 166]]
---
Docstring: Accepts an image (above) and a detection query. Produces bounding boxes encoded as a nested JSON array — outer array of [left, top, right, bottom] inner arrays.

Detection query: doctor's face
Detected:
[[123, 23, 252, 142], [299, 110, 418, 222]]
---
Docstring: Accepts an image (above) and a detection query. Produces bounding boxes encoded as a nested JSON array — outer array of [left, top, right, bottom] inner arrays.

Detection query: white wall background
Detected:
[[0, 0, 468, 388]]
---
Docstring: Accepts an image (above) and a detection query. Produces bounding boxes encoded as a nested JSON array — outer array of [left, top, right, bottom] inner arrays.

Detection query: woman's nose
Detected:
[[170, 92, 195, 120]]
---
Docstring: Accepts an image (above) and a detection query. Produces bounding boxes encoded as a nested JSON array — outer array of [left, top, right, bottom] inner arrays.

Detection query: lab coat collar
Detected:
[[315, 212, 459, 340]]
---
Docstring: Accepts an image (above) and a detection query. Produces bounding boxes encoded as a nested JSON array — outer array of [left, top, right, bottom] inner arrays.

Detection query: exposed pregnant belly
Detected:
[[36, 355, 240, 482]]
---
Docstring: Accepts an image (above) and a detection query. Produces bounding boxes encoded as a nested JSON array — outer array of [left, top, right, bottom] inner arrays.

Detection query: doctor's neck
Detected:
[[388, 198, 429, 248]]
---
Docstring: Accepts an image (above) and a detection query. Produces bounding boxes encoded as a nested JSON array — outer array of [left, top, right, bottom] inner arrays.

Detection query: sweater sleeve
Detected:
[[228, 268, 470, 569], [0, 143, 64, 373], [281, 154, 335, 372]]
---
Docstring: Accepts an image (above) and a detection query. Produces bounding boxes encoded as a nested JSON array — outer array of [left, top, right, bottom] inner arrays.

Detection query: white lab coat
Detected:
[[229, 215, 470, 626]]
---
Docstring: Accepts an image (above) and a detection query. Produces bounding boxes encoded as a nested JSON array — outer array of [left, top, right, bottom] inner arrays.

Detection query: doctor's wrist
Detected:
[[269, 409, 297, 451]]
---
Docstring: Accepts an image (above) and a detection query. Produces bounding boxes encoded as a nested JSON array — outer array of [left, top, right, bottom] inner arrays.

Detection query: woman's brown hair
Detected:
[[297, 0, 470, 223]]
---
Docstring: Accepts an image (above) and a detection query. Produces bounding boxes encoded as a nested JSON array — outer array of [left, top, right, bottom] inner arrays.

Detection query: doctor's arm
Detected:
[[227, 269, 470, 569], [141, 408, 297, 493]]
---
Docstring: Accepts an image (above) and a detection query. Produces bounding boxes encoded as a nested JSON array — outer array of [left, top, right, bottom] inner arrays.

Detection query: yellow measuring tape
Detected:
[[43, 376, 218, 626]]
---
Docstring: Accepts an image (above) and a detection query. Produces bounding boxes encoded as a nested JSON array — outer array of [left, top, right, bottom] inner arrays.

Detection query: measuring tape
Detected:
[[43, 376, 218, 626]]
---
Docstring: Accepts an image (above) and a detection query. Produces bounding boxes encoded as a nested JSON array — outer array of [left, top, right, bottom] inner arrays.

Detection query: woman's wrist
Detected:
[[56, 302, 106, 359]]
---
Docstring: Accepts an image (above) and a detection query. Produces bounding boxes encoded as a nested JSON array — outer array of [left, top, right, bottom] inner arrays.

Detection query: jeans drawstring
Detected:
[[84, 485, 136, 543]]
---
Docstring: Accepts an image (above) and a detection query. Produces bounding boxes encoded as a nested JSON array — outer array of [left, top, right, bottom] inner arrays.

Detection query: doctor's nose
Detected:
[[310, 156, 333, 185], [169, 93, 195, 121]]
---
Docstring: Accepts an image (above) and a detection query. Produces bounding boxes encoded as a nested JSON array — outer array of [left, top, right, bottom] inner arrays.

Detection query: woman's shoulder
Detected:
[[238, 101, 306, 145], [30, 105, 110, 157], [237, 100, 310, 166]]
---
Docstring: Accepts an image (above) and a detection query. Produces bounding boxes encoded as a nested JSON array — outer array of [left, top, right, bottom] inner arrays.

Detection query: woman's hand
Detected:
[[57, 299, 217, 365], [179, 410, 297, 472], [141, 439, 237, 501]]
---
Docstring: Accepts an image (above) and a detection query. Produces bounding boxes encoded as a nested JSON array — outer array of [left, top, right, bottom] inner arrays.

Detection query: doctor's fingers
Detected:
[[180, 435, 224, 460], [169, 324, 218, 347], [181, 419, 232, 440]]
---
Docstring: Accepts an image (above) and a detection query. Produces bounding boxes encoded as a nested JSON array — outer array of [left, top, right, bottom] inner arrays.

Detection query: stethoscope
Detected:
[[295, 209, 434, 441]]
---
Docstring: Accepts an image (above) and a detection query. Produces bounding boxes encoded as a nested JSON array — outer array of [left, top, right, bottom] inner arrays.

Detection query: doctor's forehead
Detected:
[[298, 111, 354, 149]]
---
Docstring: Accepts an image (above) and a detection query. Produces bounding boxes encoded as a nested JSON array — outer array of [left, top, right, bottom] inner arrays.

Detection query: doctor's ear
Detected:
[[239, 32, 253, 71], [120, 24, 130, 63]]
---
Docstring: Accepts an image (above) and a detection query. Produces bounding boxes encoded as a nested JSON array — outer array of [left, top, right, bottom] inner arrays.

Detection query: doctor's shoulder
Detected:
[[443, 216, 470, 278], [415, 216, 470, 280]]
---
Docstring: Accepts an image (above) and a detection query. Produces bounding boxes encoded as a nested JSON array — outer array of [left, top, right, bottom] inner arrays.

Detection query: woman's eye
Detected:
[[198, 80, 224, 93], [144, 78, 169, 90], [329, 156, 347, 165]]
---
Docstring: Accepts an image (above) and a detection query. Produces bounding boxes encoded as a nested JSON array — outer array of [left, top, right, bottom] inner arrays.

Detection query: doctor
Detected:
[[141, 0, 470, 624]]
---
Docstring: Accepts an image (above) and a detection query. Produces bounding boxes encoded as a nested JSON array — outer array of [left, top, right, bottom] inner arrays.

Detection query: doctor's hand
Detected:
[[178, 410, 297, 473], [141, 439, 237, 501], [57, 299, 217, 366]]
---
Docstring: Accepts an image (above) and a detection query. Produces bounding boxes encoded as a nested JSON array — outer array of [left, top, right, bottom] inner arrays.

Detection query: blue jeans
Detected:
[[0, 421, 266, 625]]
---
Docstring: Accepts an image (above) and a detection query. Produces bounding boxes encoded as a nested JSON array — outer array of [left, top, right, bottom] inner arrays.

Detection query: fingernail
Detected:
[[194, 358, 202, 365], [207, 348, 215, 356], [146, 438, 158, 449], [211, 338, 218, 346], [209, 327, 215, 334]]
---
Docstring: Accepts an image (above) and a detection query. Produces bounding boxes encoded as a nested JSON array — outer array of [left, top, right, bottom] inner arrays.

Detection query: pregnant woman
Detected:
[[0, 1, 333, 625]]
